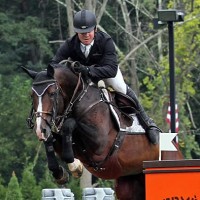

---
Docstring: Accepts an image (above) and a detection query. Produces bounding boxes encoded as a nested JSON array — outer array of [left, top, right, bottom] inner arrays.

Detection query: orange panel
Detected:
[[144, 160, 200, 200]]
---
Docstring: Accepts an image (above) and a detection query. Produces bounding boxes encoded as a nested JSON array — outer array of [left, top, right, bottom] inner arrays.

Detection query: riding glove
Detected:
[[74, 64, 90, 81], [74, 63, 90, 76]]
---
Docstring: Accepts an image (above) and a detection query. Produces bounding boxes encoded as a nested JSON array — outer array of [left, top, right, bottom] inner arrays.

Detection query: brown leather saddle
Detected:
[[114, 91, 138, 114], [101, 89, 139, 127]]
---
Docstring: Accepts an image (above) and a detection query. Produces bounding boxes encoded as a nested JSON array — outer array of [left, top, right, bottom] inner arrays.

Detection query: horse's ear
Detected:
[[21, 66, 38, 79], [47, 64, 55, 78]]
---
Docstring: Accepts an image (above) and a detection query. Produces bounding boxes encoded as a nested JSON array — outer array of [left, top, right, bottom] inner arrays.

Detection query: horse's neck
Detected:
[[57, 68, 81, 97]]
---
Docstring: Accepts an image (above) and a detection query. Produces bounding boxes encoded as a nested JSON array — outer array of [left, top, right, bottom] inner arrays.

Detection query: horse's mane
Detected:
[[51, 63, 66, 69], [52, 62, 75, 74]]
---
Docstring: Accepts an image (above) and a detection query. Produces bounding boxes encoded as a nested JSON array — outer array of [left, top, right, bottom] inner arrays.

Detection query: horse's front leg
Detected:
[[61, 118, 83, 178], [43, 138, 69, 185]]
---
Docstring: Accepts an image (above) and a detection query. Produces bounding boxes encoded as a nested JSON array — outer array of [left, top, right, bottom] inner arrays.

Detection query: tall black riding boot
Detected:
[[126, 86, 162, 144]]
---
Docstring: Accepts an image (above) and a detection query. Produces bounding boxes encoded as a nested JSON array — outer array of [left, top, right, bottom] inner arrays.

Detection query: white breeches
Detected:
[[103, 66, 127, 94]]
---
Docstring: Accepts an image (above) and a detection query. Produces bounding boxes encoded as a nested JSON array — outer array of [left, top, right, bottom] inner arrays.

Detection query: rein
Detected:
[[56, 73, 89, 131]]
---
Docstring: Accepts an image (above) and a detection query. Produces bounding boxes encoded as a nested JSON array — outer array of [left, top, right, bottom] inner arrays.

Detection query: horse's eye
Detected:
[[49, 92, 55, 98]]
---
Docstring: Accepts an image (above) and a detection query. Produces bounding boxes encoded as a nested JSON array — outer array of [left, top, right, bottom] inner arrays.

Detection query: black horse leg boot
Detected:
[[126, 86, 162, 144]]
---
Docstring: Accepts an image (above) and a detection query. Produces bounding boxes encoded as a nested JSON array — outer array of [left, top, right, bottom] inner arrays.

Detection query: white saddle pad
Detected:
[[101, 88, 145, 134]]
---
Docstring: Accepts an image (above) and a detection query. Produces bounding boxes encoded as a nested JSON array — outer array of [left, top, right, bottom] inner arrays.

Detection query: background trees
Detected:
[[0, 0, 200, 198], [5, 172, 23, 200]]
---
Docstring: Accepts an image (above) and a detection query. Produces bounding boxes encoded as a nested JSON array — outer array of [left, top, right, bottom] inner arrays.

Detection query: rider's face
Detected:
[[77, 29, 95, 45]]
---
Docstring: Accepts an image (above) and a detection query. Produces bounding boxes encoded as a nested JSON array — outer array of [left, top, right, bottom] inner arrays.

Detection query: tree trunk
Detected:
[[65, 0, 74, 37], [117, 0, 139, 95]]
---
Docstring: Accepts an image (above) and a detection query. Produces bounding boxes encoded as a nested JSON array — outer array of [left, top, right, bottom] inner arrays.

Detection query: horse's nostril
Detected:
[[41, 128, 47, 138], [42, 128, 46, 134]]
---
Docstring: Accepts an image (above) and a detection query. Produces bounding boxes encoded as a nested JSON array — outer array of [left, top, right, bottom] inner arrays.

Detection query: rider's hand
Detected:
[[74, 63, 90, 77], [73, 62, 90, 83]]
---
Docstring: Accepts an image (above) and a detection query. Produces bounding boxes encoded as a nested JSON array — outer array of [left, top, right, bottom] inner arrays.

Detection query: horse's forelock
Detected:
[[32, 71, 56, 96]]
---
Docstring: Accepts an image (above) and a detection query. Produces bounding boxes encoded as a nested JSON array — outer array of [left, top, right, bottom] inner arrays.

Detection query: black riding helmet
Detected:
[[73, 10, 97, 33]]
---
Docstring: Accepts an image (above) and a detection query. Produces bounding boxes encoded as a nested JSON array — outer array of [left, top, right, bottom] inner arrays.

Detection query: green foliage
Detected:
[[96, 178, 114, 188], [67, 177, 82, 199], [0, 12, 52, 75], [39, 169, 58, 189], [179, 133, 200, 159], [5, 172, 23, 200], [137, 0, 200, 157], [0, 176, 7, 200], [0, 75, 41, 184], [21, 166, 41, 200]]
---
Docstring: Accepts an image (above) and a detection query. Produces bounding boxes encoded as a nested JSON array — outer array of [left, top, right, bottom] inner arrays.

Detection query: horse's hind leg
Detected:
[[115, 174, 145, 200], [43, 139, 69, 184]]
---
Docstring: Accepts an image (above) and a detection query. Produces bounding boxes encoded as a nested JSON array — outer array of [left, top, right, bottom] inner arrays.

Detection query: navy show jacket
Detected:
[[51, 31, 118, 83]]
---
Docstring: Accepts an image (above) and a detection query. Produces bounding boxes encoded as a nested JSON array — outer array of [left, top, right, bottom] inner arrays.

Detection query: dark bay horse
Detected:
[[22, 63, 183, 200]]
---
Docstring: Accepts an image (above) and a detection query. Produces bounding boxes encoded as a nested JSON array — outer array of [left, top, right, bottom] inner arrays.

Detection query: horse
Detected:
[[22, 62, 184, 200]]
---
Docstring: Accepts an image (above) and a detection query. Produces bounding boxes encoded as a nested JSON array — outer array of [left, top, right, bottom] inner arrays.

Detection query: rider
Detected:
[[51, 9, 161, 144]]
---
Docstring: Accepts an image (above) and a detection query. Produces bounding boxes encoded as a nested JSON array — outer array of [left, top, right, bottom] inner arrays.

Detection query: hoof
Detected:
[[68, 159, 83, 178], [71, 164, 83, 178], [55, 166, 69, 185]]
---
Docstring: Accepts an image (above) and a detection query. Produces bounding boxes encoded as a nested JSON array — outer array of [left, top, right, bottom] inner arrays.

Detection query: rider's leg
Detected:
[[126, 86, 161, 144], [104, 66, 127, 93], [104, 67, 161, 144]]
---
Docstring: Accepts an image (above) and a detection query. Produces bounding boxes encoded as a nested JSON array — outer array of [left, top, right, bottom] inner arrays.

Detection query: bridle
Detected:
[[27, 72, 89, 135], [27, 79, 62, 131]]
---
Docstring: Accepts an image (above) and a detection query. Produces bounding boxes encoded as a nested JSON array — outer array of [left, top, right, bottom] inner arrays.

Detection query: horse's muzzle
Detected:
[[35, 119, 52, 141]]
